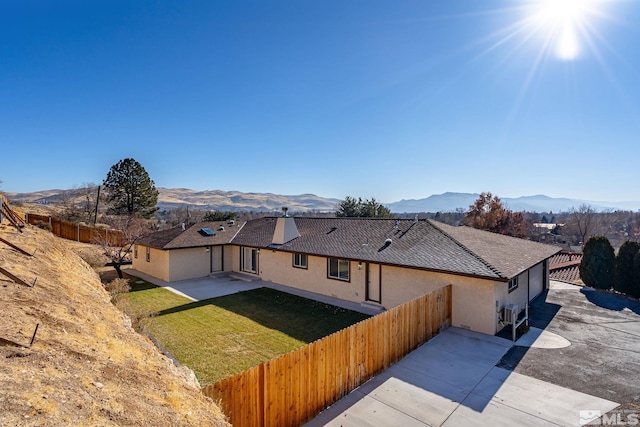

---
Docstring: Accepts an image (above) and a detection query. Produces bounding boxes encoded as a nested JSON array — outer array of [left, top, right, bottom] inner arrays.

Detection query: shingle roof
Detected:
[[140, 217, 561, 280], [232, 217, 560, 280], [430, 221, 561, 279], [136, 221, 244, 249]]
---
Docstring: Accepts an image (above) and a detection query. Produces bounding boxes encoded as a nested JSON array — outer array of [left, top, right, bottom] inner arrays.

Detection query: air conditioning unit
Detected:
[[503, 304, 518, 325]]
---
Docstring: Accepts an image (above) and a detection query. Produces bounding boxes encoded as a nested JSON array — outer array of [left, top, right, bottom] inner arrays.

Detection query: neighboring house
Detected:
[[133, 216, 560, 336], [549, 252, 583, 283]]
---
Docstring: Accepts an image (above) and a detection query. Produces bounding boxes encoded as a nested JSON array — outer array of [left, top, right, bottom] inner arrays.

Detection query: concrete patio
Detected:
[[305, 327, 618, 426]]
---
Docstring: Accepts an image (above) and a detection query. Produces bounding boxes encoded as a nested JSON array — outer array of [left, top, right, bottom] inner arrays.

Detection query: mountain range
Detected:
[[5, 188, 640, 213], [388, 193, 640, 213]]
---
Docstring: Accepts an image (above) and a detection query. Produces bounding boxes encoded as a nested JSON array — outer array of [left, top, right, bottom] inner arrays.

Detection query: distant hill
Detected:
[[155, 188, 340, 212], [5, 187, 341, 213], [387, 192, 640, 213], [6, 188, 639, 214]]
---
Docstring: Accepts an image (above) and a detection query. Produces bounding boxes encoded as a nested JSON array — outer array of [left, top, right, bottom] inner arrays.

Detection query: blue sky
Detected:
[[1, 0, 639, 203]]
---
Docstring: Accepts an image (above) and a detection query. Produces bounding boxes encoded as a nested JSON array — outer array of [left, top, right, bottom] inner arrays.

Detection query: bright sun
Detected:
[[529, 0, 599, 60]]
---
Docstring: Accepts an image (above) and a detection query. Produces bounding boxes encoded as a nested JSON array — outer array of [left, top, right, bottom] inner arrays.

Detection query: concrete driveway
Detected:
[[306, 321, 618, 426], [498, 280, 640, 415]]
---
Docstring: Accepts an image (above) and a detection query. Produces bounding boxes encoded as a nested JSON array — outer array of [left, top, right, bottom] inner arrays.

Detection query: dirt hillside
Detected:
[[0, 222, 229, 426]]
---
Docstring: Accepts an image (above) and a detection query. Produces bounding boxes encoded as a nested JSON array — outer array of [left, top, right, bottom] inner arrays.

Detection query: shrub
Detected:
[[105, 278, 131, 304], [632, 252, 640, 299], [613, 241, 640, 295], [33, 220, 52, 231], [579, 236, 615, 290]]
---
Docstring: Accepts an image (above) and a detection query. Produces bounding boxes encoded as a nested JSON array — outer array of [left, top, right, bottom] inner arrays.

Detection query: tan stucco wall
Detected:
[[225, 246, 500, 335], [132, 245, 170, 282], [255, 249, 367, 303], [167, 247, 211, 282], [223, 245, 233, 272], [380, 266, 500, 335]]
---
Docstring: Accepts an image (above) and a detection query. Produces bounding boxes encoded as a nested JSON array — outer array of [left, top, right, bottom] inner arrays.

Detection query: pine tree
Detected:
[[103, 158, 159, 219]]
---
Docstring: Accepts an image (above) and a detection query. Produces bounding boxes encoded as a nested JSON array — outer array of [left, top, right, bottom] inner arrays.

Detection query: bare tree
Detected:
[[78, 183, 104, 225], [95, 215, 151, 279], [58, 183, 104, 224], [566, 204, 603, 245]]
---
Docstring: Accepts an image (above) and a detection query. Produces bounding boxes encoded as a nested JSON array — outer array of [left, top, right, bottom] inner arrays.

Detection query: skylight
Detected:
[[199, 228, 215, 236]]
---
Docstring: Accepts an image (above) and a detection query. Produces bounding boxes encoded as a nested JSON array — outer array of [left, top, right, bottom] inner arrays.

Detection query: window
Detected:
[[134, 245, 138, 259], [293, 253, 308, 269], [145, 247, 151, 262], [242, 247, 258, 274], [328, 258, 349, 281], [508, 277, 518, 293]]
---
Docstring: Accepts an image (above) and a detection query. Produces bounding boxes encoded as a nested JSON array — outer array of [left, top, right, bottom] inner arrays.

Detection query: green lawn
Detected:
[[124, 281, 370, 386]]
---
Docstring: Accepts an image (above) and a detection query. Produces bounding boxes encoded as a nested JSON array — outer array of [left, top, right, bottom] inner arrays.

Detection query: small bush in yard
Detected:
[[580, 236, 615, 290], [613, 241, 640, 295], [105, 278, 131, 303]]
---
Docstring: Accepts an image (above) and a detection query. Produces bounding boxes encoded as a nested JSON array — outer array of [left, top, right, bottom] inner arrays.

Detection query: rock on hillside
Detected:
[[0, 224, 229, 426]]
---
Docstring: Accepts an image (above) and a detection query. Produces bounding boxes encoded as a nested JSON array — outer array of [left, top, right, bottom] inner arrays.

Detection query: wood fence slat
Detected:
[[207, 285, 452, 427], [25, 213, 124, 246]]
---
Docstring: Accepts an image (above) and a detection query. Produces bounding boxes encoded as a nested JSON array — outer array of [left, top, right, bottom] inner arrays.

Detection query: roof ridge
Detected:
[[427, 220, 507, 279], [229, 221, 247, 243]]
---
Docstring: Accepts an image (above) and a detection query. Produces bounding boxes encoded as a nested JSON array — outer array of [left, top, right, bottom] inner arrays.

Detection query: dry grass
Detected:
[[0, 222, 229, 426]]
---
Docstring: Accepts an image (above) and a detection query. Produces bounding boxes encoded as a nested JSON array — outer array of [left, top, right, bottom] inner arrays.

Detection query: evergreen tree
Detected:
[[103, 158, 158, 219], [613, 241, 640, 295], [336, 196, 393, 218], [579, 236, 615, 290], [336, 196, 361, 217], [202, 210, 237, 222], [632, 252, 640, 299]]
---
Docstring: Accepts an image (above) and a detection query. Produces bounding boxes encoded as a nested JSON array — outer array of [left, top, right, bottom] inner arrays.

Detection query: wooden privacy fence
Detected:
[[203, 285, 452, 427], [25, 213, 123, 246]]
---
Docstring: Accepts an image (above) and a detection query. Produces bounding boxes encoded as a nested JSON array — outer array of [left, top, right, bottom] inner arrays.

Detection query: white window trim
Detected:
[[508, 276, 519, 293], [293, 253, 308, 269]]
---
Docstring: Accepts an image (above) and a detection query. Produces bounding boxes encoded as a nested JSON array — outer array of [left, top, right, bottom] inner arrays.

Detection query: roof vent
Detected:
[[385, 238, 392, 244], [282, 207, 289, 217], [227, 219, 235, 225], [181, 223, 186, 231], [218, 226, 225, 231]]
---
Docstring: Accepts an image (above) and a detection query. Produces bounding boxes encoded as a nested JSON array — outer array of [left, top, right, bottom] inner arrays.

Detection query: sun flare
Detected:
[[528, 0, 600, 60]]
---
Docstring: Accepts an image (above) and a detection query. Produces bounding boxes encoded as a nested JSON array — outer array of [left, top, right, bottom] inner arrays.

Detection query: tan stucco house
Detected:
[[132, 216, 560, 336]]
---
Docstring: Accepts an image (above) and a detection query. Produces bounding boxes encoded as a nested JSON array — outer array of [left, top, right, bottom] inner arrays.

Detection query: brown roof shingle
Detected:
[[136, 221, 244, 250], [232, 217, 560, 280], [139, 217, 560, 280]]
